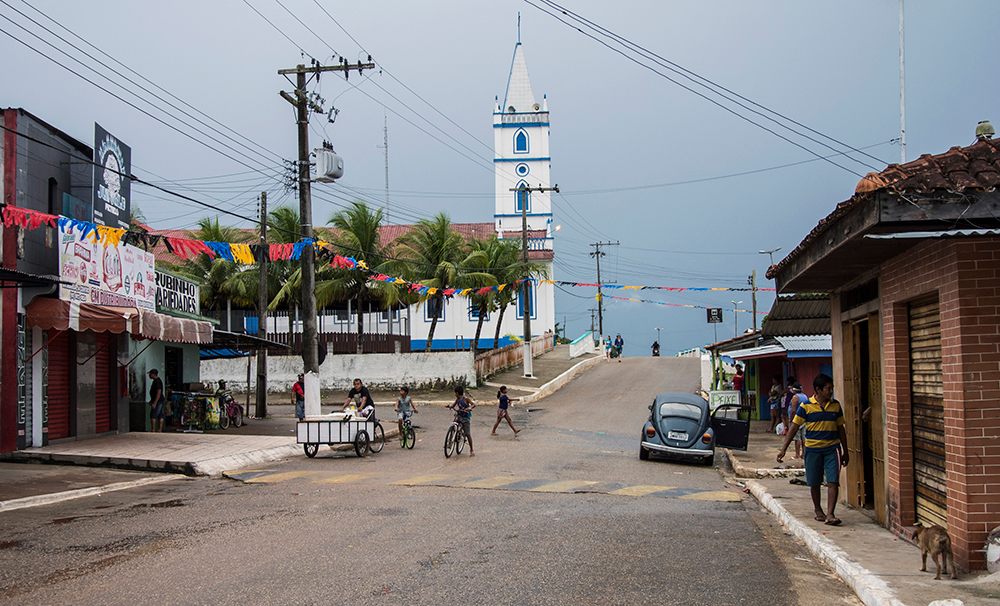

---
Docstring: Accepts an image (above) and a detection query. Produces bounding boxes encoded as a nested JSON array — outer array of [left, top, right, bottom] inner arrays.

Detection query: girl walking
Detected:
[[491, 386, 521, 436]]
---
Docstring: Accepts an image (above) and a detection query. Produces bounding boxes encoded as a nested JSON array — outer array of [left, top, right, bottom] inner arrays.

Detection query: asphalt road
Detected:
[[0, 357, 858, 605]]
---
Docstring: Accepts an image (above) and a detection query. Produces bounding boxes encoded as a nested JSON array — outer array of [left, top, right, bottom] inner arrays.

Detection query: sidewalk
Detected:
[[727, 420, 805, 478], [728, 427, 1000, 605]]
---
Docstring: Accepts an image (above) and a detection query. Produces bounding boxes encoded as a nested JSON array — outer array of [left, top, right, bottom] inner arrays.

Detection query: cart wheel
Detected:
[[455, 429, 466, 455], [370, 423, 385, 454], [234, 406, 244, 428], [405, 426, 416, 450], [354, 431, 370, 457], [304, 443, 319, 458], [219, 412, 230, 430], [444, 426, 456, 458]]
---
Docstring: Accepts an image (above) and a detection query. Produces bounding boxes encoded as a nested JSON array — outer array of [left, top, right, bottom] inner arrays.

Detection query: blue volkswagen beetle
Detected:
[[639, 392, 749, 465]]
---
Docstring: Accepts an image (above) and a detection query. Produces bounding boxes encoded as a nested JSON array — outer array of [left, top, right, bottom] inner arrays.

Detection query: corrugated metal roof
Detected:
[[724, 344, 785, 360], [775, 335, 831, 351], [761, 294, 831, 337], [865, 228, 1000, 239]]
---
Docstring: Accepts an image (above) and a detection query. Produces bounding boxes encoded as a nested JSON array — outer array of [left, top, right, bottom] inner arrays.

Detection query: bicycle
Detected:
[[444, 413, 468, 458], [369, 420, 385, 454], [399, 415, 416, 449], [217, 390, 244, 429]]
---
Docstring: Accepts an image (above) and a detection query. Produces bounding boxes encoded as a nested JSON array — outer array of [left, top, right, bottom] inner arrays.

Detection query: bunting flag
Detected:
[[608, 294, 768, 315]]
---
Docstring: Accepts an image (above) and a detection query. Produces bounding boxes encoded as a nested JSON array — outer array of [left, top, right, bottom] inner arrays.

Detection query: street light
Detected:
[[731, 300, 743, 338], [758, 247, 782, 268], [655, 326, 662, 343]]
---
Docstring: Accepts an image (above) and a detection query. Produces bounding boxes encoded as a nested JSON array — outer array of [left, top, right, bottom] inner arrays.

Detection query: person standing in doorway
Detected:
[[491, 386, 520, 436], [292, 373, 305, 421], [777, 373, 849, 526], [732, 365, 745, 404], [148, 369, 165, 432]]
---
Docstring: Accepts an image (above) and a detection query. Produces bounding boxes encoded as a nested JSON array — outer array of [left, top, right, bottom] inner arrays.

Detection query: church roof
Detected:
[[503, 43, 537, 113]]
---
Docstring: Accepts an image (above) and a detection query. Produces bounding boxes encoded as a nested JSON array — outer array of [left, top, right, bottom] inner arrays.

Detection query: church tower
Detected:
[[494, 39, 553, 241]]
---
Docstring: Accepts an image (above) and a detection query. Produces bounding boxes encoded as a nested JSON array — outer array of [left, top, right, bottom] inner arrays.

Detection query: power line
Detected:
[[241, 0, 313, 60]]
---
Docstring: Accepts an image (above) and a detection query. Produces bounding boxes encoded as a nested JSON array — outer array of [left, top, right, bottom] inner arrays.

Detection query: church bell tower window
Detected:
[[514, 129, 529, 154]]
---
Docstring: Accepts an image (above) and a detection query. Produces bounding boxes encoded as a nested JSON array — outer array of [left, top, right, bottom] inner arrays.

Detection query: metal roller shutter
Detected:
[[95, 333, 114, 433], [909, 297, 947, 529], [46, 330, 72, 440]]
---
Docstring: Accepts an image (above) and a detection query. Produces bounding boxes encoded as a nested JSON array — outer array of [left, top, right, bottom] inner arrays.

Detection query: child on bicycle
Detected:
[[448, 386, 476, 457], [491, 385, 520, 437], [394, 385, 418, 437]]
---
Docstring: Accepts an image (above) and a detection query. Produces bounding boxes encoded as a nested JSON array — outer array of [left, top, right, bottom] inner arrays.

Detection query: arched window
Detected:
[[514, 129, 529, 154], [514, 180, 530, 213], [517, 281, 535, 320]]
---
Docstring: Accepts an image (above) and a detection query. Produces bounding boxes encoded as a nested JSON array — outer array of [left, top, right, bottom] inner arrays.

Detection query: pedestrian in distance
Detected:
[[777, 373, 849, 526], [491, 386, 520, 436], [394, 385, 418, 436], [147, 369, 165, 432], [292, 373, 305, 421], [604, 335, 612, 361], [786, 385, 808, 460], [767, 375, 783, 434], [614, 333, 624, 362], [448, 386, 476, 456]]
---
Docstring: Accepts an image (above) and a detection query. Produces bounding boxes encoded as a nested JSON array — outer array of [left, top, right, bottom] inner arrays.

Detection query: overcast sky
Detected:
[[4, 0, 999, 354]]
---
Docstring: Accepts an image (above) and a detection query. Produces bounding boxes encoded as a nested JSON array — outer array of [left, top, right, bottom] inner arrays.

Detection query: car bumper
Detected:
[[641, 441, 713, 457]]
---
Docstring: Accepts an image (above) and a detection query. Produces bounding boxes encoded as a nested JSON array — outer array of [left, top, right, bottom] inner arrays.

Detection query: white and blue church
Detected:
[[407, 38, 557, 350]]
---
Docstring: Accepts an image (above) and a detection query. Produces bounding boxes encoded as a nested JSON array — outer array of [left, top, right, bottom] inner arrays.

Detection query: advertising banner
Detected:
[[59, 229, 155, 311], [155, 271, 200, 315], [92, 123, 131, 230], [706, 308, 723, 324]]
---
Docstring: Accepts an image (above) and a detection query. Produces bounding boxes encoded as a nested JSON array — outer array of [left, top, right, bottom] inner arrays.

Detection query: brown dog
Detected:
[[914, 523, 957, 580]]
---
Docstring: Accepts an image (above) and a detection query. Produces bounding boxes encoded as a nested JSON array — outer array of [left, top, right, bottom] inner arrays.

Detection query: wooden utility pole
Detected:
[[750, 269, 759, 332], [510, 183, 558, 378], [278, 59, 373, 413], [255, 191, 268, 419], [589, 240, 619, 337]]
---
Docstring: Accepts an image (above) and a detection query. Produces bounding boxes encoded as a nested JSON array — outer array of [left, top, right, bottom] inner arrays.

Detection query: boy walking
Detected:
[[777, 374, 849, 526], [448, 386, 476, 456], [491, 386, 520, 436]]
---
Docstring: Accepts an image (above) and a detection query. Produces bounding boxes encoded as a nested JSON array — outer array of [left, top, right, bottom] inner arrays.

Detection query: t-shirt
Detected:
[[347, 386, 371, 405], [149, 377, 163, 404], [453, 397, 472, 420], [397, 395, 413, 414], [791, 396, 845, 450], [498, 394, 510, 410], [292, 381, 305, 400], [733, 374, 744, 391]]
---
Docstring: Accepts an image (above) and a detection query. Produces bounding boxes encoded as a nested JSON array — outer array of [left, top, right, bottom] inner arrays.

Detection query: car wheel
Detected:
[[702, 455, 714, 466], [639, 445, 650, 461]]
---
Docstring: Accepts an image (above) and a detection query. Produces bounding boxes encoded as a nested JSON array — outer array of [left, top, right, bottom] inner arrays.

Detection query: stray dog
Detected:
[[914, 523, 957, 580]]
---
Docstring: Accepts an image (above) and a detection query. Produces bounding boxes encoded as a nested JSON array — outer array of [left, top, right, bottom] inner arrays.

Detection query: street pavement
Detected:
[[0, 357, 859, 605]]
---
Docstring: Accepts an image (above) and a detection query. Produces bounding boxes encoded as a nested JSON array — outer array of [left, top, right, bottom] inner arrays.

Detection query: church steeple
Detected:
[[502, 42, 537, 113]]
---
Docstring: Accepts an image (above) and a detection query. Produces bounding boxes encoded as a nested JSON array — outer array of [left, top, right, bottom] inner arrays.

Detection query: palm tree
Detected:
[[491, 240, 548, 349], [165, 217, 248, 312], [226, 206, 303, 312], [390, 213, 493, 352], [466, 238, 520, 353]]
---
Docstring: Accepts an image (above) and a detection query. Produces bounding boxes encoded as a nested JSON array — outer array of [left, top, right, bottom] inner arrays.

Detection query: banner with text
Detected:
[[59, 228, 155, 311]]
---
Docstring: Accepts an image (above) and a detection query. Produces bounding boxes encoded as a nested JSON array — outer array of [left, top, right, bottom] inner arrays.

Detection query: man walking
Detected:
[[148, 369, 165, 432], [777, 373, 849, 526], [292, 373, 305, 421]]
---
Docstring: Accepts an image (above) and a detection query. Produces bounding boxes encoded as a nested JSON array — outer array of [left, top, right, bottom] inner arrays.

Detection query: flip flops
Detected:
[[825, 516, 843, 526], [814, 513, 827, 522]]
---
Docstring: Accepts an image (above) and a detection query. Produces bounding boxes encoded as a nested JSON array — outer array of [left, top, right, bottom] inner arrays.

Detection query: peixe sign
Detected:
[[93, 123, 131, 230], [59, 228, 156, 311], [155, 271, 200, 315], [709, 390, 741, 411]]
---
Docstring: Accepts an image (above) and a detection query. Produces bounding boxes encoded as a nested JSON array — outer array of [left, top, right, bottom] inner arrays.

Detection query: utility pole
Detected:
[[255, 191, 268, 419], [279, 58, 374, 415], [510, 183, 559, 378], [589, 240, 619, 337], [899, 0, 907, 163], [749, 269, 759, 332], [377, 113, 389, 221]]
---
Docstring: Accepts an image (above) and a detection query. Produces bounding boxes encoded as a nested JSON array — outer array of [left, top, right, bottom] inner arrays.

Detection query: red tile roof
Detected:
[[768, 138, 1000, 280]]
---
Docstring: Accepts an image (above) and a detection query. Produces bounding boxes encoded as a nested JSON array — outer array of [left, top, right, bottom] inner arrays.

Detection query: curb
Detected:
[[743, 479, 906, 606], [0, 474, 185, 513], [723, 449, 805, 478], [519, 355, 603, 406]]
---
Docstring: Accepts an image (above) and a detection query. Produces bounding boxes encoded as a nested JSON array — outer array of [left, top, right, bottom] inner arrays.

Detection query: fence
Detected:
[[474, 333, 555, 381]]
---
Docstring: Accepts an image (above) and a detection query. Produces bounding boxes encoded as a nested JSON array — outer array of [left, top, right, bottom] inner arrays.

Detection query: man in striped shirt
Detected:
[[777, 373, 849, 526]]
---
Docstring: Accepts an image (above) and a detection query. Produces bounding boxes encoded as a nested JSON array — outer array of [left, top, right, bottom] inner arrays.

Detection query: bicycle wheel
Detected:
[[304, 443, 318, 458], [370, 423, 385, 454], [233, 406, 244, 428], [354, 430, 370, 457], [444, 426, 456, 458], [219, 410, 230, 430], [455, 428, 466, 454], [405, 426, 416, 450]]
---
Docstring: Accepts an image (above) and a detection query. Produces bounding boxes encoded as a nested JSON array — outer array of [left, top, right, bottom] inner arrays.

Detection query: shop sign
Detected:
[[92, 123, 131, 230], [58, 228, 155, 311], [709, 390, 741, 411], [706, 308, 723, 323], [156, 271, 200, 315]]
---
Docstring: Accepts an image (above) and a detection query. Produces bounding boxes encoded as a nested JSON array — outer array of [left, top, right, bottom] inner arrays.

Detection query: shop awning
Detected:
[[204, 329, 290, 353], [25, 298, 213, 344], [723, 343, 786, 360], [0, 267, 63, 288]]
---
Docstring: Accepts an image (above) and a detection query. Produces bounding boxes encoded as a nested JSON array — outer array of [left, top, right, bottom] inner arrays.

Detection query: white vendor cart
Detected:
[[297, 413, 385, 458]]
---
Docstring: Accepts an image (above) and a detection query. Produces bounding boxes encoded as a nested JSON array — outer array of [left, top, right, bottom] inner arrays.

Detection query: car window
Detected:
[[658, 402, 702, 420]]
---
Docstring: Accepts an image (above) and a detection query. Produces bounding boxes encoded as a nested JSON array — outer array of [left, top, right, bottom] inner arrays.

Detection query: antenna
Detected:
[[517, 11, 521, 44], [899, 0, 907, 163]]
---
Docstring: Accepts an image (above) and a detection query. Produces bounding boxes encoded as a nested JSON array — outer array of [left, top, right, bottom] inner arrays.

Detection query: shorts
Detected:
[[397, 411, 412, 421], [150, 402, 164, 420], [458, 419, 471, 436], [497, 407, 509, 418], [804, 446, 841, 487]]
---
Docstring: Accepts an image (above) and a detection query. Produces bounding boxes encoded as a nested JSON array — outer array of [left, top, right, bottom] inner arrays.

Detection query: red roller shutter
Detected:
[[46, 330, 72, 440], [95, 333, 114, 433]]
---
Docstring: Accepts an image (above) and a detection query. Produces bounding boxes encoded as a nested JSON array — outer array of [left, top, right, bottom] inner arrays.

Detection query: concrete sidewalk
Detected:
[[727, 425, 1000, 605], [727, 420, 805, 478]]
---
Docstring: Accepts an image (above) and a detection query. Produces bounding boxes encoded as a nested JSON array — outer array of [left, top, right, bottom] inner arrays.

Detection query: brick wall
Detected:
[[880, 238, 1000, 571]]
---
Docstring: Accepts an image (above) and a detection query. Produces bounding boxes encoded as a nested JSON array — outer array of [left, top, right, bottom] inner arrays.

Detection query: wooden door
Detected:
[[843, 321, 865, 507], [909, 297, 947, 529], [868, 312, 887, 525]]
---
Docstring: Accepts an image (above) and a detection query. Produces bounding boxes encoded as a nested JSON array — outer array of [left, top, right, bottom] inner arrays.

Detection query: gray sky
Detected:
[[4, 0, 999, 354]]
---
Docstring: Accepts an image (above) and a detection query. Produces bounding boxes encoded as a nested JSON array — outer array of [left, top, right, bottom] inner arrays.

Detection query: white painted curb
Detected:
[[519, 355, 603, 406], [194, 444, 303, 477], [0, 474, 184, 513], [744, 479, 907, 606], [723, 448, 805, 478]]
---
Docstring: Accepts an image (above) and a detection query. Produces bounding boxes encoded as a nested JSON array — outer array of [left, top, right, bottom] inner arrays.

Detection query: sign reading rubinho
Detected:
[[155, 271, 200, 315]]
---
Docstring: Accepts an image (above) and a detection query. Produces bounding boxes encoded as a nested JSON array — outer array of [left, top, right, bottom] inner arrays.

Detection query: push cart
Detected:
[[297, 413, 385, 458]]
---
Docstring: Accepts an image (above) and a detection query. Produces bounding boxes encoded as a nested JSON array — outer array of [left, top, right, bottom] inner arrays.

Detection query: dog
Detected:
[[914, 523, 957, 580]]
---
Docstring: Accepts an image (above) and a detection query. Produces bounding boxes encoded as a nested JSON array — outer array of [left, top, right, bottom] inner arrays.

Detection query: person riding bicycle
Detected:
[[448, 386, 476, 457], [344, 378, 375, 420], [394, 385, 418, 437]]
